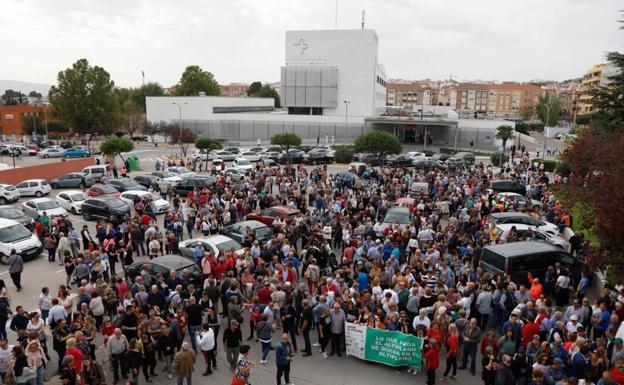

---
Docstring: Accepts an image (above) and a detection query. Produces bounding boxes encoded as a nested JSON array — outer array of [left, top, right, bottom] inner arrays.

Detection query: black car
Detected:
[[387, 155, 414, 166], [489, 180, 527, 195], [446, 152, 475, 166], [59, 140, 73, 149], [125, 255, 203, 286], [219, 220, 273, 245], [106, 179, 147, 192], [133, 175, 160, 189], [172, 176, 215, 196], [413, 159, 448, 170], [298, 145, 316, 153], [81, 197, 131, 222], [0, 206, 34, 230], [279, 149, 305, 164], [359, 153, 386, 166], [303, 150, 334, 165]]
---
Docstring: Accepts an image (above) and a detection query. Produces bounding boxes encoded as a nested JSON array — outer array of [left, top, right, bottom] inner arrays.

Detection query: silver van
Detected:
[[82, 165, 110, 183]]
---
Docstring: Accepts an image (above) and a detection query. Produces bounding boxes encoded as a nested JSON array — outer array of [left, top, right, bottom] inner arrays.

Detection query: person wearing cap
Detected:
[[545, 357, 566, 385], [611, 338, 624, 364], [223, 320, 242, 370], [566, 315, 583, 334]]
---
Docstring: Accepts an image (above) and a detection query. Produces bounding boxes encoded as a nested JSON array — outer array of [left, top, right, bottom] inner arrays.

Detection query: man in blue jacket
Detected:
[[275, 333, 294, 385]]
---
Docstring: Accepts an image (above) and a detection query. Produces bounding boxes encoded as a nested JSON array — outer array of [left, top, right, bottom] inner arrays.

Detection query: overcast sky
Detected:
[[1, 0, 621, 88]]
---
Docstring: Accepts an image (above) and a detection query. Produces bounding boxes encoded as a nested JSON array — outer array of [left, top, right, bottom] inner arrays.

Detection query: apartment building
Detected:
[[449, 83, 490, 114], [577, 63, 617, 114], [386, 83, 434, 108], [219, 83, 249, 97], [486, 82, 541, 119]]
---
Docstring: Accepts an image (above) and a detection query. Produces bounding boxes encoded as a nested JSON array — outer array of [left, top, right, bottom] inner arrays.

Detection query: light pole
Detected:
[[541, 104, 550, 160], [172, 102, 187, 158], [343, 100, 350, 131], [43, 104, 50, 141]]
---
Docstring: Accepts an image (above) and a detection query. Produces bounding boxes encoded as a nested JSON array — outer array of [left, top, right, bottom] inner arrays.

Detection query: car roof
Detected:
[[122, 190, 151, 196], [489, 212, 531, 219], [231, 220, 268, 229], [182, 235, 238, 246], [27, 198, 54, 203], [495, 223, 531, 231], [387, 206, 411, 214], [59, 190, 85, 195], [135, 255, 195, 270], [0, 205, 22, 211], [268, 205, 299, 214], [21, 179, 46, 182], [483, 241, 562, 258], [0, 218, 21, 227]]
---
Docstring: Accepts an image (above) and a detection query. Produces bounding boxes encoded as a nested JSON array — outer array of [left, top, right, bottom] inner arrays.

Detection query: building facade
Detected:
[[448, 82, 541, 119], [0, 105, 47, 136], [577, 63, 617, 114], [219, 83, 249, 97]]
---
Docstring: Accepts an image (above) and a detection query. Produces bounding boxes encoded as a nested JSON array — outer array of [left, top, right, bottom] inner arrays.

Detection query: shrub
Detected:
[[490, 153, 509, 166], [555, 161, 572, 176], [334, 145, 353, 163]]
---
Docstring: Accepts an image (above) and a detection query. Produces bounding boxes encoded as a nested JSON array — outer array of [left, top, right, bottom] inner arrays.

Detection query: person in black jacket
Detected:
[[157, 327, 176, 379], [496, 354, 515, 385], [223, 320, 242, 370], [127, 339, 142, 384]]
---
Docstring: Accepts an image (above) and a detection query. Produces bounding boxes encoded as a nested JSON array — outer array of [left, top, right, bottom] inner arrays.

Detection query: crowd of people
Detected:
[[0, 146, 621, 385]]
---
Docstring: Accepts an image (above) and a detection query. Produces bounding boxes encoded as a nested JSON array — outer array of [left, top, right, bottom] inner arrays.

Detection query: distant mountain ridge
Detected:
[[0, 80, 52, 96]]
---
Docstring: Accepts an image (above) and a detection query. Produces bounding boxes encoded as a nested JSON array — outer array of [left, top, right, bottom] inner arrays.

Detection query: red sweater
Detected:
[[446, 334, 459, 358], [423, 345, 440, 369]]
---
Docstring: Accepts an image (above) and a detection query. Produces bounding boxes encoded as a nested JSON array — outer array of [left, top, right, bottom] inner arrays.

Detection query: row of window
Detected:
[[376, 76, 386, 88]]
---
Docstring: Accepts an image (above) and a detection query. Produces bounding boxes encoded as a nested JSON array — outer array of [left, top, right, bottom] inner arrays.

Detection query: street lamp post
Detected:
[[43, 104, 50, 141], [343, 100, 350, 132], [172, 102, 187, 158], [541, 104, 550, 159]]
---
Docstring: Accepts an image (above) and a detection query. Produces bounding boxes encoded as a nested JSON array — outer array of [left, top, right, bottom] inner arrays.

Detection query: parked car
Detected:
[[49, 172, 95, 189], [358, 153, 386, 166], [278, 149, 305, 164], [0, 218, 43, 263], [166, 167, 196, 179], [495, 192, 542, 211], [10, 145, 35, 156], [489, 179, 527, 196], [413, 159, 448, 170], [0, 184, 20, 204], [86, 184, 120, 198], [64, 148, 90, 158], [22, 198, 68, 219], [82, 165, 110, 183], [209, 151, 236, 161], [178, 235, 244, 260], [81, 197, 131, 222], [479, 241, 584, 285], [26, 145, 40, 155], [232, 158, 253, 171], [59, 140, 73, 149], [119, 191, 170, 214], [56, 190, 88, 214], [335, 172, 363, 188], [432, 153, 450, 162], [192, 149, 209, 162], [106, 178, 147, 193], [260, 158, 277, 167], [0, 206, 34, 230], [386, 154, 414, 166], [380, 207, 412, 233], [37, 148, 65, 158], [303, 150, 334, 165], [151, 171, 181, 186], [133, 174, 169, 191], [219, 220, 272, 245], [246, 205, 300, 226], [487, 212, 559, 236], [446, 152, 475, 166], [125, 255, 202, 286], [171, 176, 215, 196], [239, 151, 260, 162], [15, 179, 51, 197], [494, 223, 570, 251], [298, 145, 316, 153], [220, 168, 246, 183], [222, 146, 241, 155]]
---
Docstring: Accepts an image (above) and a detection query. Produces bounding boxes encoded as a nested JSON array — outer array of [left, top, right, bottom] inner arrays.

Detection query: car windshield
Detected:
[[177, 169, 192, 174], [159, 172, 175, 178], [215, 239, 242, 252], [384, 210, 411, 224], [237, 159, 250, 165], [0, 185, 16, 191], [107, 200, 127, 209], [149, 193, 161, 201], [69, 193, 86, 202], [37, 200, 60, 210], [0, 209, 23, 219], [101, 185, 118, 193], [255, 227, 272, 240], [0, 224, 31, 243]]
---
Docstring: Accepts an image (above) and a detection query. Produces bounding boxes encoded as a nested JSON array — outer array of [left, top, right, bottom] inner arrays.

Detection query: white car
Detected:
[[239, 151, 260, 162], [152, 171, 182, 186], [22, 198, 68, 219], [15, 179, 51, 197], [494, 192, 543, 211], [405, 151, 426, 160], [0, 218, 43, 263], [0, 184, 20, 204], [178, 235, 244, 260], [166, 167, 196, 179], [210, 151, 236, 161], [10, 145, 34, 156], [494, 223, 570, 251], [232, 158, 253, 171], [220, 168, 245, 183], [56, 190, 88, 214], [192, 149, 209, 162], [37, 147, 65, 158], [119, 190, 170, 214]]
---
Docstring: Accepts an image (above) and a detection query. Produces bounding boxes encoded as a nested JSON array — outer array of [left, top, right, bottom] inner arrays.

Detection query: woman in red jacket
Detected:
[[423, 338, 440, 385], [440, 323, 459, 381]]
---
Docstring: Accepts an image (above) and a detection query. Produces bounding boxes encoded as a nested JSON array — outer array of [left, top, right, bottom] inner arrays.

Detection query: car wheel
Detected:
[[0, 254, 7, 265], [0, 198, 5, 205], [35, 191, 43, 197], [83, 211, 92, 221], [43, 154, 49, 158], [51, 183, 59, 189], [70, 207, 77, 215], [83, 154, 87, 158]]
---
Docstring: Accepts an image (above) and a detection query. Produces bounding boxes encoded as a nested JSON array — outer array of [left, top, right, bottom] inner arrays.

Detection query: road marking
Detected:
[[0, 271, 7, 276], [55, 268, 65, 274]]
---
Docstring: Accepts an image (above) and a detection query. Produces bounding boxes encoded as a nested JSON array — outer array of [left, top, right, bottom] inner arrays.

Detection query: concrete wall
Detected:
[[0, 157, 93, 185], [146, 96, 274, 124]]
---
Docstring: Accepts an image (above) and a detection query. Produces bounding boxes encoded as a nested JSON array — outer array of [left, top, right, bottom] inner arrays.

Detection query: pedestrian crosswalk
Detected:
[[138, 156, 170, 163]]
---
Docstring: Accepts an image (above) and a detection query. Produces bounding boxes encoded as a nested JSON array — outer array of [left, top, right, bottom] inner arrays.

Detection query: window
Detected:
[[481, 249, 505, 271], [510, 254, 551, 272], [29, 182, 38, 187]]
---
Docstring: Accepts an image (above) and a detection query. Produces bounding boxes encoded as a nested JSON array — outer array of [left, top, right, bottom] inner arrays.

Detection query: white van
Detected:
[[0, 218, 43, 263], [15, 179, 51, 197], [82, 165, 110, 183]]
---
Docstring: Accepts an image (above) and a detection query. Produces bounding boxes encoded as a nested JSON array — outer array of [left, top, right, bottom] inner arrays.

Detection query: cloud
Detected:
[[0, 0, 621, 87]]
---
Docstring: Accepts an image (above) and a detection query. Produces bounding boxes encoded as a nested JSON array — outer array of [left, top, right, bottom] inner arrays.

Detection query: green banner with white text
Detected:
[[345, 322, 423, 367]]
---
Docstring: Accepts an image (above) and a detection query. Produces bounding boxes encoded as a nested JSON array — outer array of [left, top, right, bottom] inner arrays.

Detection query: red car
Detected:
[[246, 205, 300, 226], [86, 184, 120, 198]]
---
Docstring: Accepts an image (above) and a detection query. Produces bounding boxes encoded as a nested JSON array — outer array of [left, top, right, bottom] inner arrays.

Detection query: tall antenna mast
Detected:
[[361, 9, 365, 29]]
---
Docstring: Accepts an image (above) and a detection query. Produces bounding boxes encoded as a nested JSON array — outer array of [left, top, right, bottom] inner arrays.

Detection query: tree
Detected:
[[2, 89, 24, 105], [587, 54, 624, 131], [174, 65, 220, 96], [100, 137, 134, 162], [271, 133, 301, 164], [256, 85, 281, 108], [535, 93, 563, 128], [22, 114, 41, 135], [28, 91, 42, 97], [495, 125, 514, 153], [166, 126, 197, 157], [247, 81, 262, 96], [130, 82, 165, 111], [121, 100, 145, 138], [354, 131, 402, 162], [520, 105, 534, 120], [514, 121, 531, 135], [195, 137, 222, 152], [48, 59, 118, 134]]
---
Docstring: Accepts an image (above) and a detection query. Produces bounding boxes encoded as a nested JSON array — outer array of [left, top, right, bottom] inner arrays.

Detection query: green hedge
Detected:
[[490, 153, 509, 166], [532, 159, 558, 172], [333, 145, 353, 163]]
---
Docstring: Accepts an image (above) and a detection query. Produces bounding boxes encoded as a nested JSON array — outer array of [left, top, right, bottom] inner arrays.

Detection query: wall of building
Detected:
[[146, 96, 275, 123], [0, 105, 47, 136], [0, 157, 93, 185]]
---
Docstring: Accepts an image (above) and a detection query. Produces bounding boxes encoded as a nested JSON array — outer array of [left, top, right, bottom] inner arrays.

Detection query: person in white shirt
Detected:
[[565, 315, 583, 334], [196, 324, 216, 375], [38, 287, 52, 325], [412, 309, 431, 330]]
